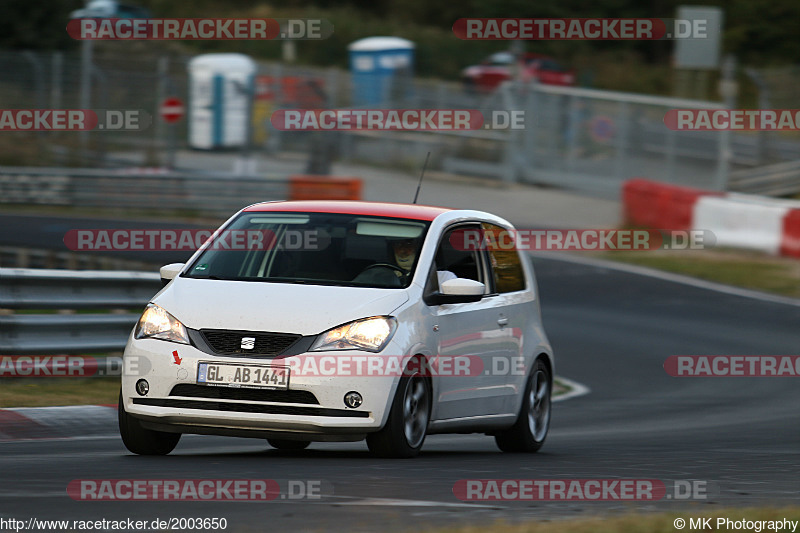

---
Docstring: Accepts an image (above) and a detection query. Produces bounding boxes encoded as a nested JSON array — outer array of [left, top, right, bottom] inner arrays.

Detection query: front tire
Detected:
[[494, 358, 551, 453], [267, 439, 311, 451], [118, 391, 181, 455], [367, 369, 431, 458]]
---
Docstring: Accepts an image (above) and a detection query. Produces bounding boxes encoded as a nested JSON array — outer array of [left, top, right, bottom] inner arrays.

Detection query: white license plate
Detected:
[[197, 362, 289, 390]]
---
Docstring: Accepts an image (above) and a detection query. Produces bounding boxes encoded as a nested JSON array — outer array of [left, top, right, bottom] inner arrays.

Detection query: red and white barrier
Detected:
[[623, 178, 800, 257], [693, 195, 790, 255], [622, 178, 723, 231]]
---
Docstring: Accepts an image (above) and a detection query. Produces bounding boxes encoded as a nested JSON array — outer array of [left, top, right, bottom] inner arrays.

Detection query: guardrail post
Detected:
[[79, 40, 93, 163], [614, 101, 630, 181], [715, 129, 731, 191], [666, 120, 677, 182], [565, 94, 580, 172]]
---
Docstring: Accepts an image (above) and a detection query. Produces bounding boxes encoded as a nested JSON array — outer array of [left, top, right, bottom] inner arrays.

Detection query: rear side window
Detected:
[[483, 223, 526, 293]]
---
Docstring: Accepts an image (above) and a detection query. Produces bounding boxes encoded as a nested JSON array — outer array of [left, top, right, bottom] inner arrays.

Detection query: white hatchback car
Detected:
[[120, 201, 554, 458]]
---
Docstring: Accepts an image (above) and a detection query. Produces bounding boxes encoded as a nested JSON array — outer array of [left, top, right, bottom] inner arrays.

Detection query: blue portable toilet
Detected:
[[188, 54, 256, 149], [348, 37, 414, 106]]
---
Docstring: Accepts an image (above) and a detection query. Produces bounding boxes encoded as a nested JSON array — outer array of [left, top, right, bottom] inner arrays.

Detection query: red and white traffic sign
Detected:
[[159, 97, 185, 124]]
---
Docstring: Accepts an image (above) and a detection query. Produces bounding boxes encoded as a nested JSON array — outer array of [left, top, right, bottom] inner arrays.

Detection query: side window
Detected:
[[483, 223, 526, 293], [432, 225, 486, 291]]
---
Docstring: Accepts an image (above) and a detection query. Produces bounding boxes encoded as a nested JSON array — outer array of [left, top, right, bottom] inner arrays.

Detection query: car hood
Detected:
[[152, 277, 410, 336]]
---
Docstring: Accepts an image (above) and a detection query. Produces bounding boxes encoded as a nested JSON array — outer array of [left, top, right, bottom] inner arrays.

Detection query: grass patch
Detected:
[[0, 378, 119, 408], [426, 507, 800, 533], [595, 248, 800, 298]]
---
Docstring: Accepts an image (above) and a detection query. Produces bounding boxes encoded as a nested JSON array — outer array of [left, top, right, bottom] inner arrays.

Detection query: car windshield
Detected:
[[183, 212, 429, 289]]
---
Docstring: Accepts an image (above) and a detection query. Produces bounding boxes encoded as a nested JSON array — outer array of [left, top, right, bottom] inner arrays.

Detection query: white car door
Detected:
[[427, 224, 511, 420]]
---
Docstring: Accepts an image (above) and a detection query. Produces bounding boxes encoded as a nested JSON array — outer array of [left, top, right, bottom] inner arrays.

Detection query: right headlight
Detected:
[[310, 316, 397, 352], [134, 303, 190, 344]]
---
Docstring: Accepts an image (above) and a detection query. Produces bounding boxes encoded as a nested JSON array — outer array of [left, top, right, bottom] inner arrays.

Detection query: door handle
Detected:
[[497, 317, 509, 327]]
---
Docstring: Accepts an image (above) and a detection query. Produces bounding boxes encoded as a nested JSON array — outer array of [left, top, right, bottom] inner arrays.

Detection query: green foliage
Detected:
[[2, 0, 798, 86], [0, 0, 84, 50]]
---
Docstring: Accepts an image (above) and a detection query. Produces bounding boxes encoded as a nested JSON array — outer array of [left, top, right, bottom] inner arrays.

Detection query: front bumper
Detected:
[[121, 336, 401, 439]]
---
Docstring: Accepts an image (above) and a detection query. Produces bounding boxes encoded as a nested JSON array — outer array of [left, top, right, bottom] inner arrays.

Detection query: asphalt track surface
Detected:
[[2, 220, 800, 531]]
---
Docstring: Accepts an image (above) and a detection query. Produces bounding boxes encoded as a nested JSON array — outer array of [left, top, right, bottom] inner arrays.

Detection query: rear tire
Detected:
[[118, 391, 181, 455], [494, 358, 551, 453], [267, 439, 311, 451], [367, 368, 431, 458]]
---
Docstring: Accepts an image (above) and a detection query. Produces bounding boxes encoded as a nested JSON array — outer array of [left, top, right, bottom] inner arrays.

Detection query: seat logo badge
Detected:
[[241, 337, 256, 350]]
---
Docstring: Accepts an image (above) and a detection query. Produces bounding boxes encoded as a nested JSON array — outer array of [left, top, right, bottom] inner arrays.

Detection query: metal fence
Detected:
[[0, 268, 161, 355], [443, 83, 731, 195], [3, 49, 800, 196], [0, 49, 351, 168]]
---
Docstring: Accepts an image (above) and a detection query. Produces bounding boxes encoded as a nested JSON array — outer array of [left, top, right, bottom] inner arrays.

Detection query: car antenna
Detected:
[[412, 151, 431, 204]]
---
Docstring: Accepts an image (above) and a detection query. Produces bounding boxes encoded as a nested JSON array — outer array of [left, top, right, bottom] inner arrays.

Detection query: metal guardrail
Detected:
[[1, 268, 161, 309], [0, 167, 289, 216], [728, 159, 800, 196], [0, 268, 161, 355], [0, 246, 158, 271], [0, 314, 141, 355]]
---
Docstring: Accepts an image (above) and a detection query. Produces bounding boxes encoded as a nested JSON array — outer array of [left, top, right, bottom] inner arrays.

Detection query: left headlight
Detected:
[[310, 316, 397, 352], [134, 303, 190, 345]]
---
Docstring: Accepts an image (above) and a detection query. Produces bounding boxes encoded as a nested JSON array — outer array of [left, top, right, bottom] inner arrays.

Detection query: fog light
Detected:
[[344, 391, 362, 408], [135, 379, 149, 396]]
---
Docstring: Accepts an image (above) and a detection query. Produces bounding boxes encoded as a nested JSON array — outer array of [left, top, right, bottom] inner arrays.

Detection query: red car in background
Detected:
[[462, 52, 575, 93]]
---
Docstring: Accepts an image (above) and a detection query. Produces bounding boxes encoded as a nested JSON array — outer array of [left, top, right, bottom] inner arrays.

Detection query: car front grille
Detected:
[[200, 329, 301, 356], [170, 384, 319, 405]]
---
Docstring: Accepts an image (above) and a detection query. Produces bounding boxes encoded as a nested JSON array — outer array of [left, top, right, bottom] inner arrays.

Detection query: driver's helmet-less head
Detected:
[[391, 238, 418, 271]]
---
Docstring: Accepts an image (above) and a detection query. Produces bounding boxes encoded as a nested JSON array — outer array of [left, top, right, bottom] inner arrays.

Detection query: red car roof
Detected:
[[243, 201, 452, 221]]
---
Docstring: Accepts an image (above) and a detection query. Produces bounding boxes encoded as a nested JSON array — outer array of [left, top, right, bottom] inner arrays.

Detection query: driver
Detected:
[[391, 238, 456, 285]]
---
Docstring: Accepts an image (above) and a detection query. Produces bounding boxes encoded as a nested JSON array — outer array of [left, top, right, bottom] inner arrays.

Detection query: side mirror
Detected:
[[441, 278, 485, 296], [159, 263, 184, 287], [425, 278, 485, 306]]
